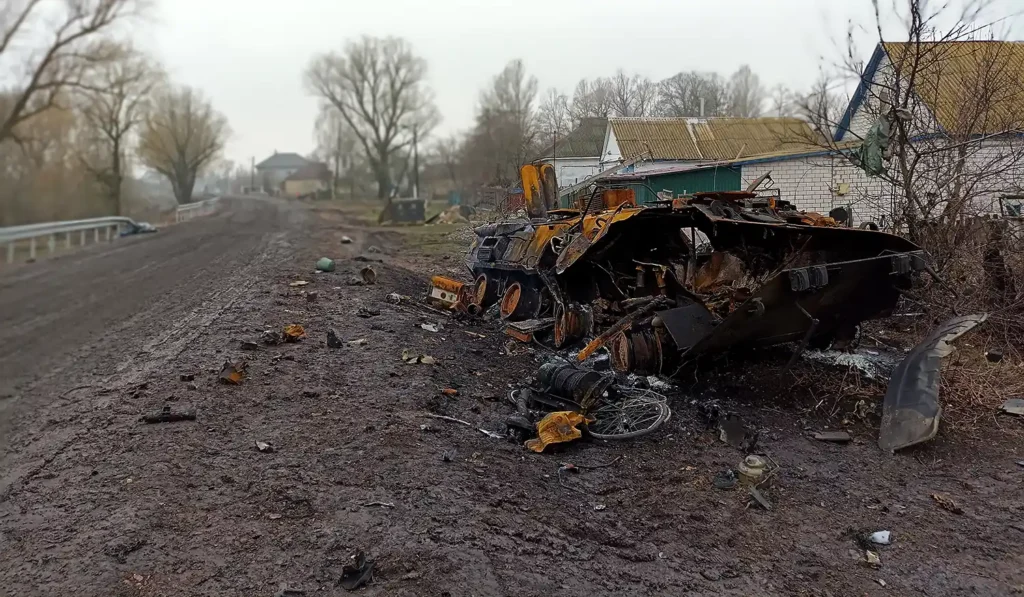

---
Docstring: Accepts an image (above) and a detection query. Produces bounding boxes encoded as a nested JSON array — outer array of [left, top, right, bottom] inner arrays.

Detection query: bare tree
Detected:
[[656, 71, 728, 117], [137, 86, 229, 204], [77, 42, 161, 214], [727, 65, 764, 117], [305, 36, 439, 198], [768, 83, 797, 117], [313, 103, 359, 198], [570, 77, 613, 124], [608, 70, 658, 117], [0, 0, 142, 146], [797, 75, 845, 139], [461, 59, 538, 185], [431, 133, 463, 186]]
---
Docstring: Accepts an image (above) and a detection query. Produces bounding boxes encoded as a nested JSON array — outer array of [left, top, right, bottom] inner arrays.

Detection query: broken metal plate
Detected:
[[878, 313, 988, 453], [1000, 398, 1024, 416], [657, 303, 716, 351]]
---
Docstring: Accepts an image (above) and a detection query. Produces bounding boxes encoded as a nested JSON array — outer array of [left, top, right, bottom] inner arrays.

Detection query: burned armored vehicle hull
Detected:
[[467, 178, 927, 376]]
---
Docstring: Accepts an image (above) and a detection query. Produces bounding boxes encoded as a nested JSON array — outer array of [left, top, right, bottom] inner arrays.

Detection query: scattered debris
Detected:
[[255, 441, 274, 453], [261, 330, 283, 345], [402, 349, 436, 364], [420, 322, 443, 333], [179, 374, 194, 382], [868, 530, 892, 545], [274, 583, 307, 597], [348, 338, 368, 347], [864, 550, 882, 568], [305, 291, 319, 302], [385, 292, 404, 304], [356, 306, 380, 318], [140, 405, 196, 424], [366, 245, 381, 253], [986, 348, 1004, 363], [713, 469, 737, 490], [327, 329, 343, 348], [338, 550, 374, 592], [737, 455, 767, 486], [814, 430, 852, 443], [239, 340, 259, 351], [719, 413, 759, 452], [359, 266, 377, 285], [426, 275, 478, 313], [748, 486, 772, 510], [289, 280, 310, 287], [219, 360, 246, 385], [525, 411, 590, 453], [931, 493, 964, 514], [340, 235, 353, 244], [424, 413, 501, 439], [879, 313, 988, 453], [441, 388, 458, 396], [594, 504, 606, 511], [315, 257, 336, 272], [283, 324, 306, 342], [1000, 398, 1024, 416], [362, 501, 395, 508]]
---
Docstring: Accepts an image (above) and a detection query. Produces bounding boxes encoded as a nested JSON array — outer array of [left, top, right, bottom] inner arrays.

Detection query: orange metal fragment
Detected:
[[525, 411, 590, 453], [283, 324, 306, 342]]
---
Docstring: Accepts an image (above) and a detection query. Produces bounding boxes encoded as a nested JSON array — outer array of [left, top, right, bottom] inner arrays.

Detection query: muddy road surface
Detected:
[[1, 199, 1022, 597]]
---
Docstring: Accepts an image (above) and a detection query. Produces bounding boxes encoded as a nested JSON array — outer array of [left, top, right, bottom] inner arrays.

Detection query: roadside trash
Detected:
[[402, 349, 436, 364], [594, 504, 606, 511], [366, 245, 381, 253], [255, 441, 274, 453], [239, 341, 259, 351], [327, 329, 343, 348], [357, 306, 380, 318], [348, 338, 368, 347], [289, 280, 310, 287], [261, 330, 283, 345], [748, 486, 772, 510], [386, 293, 403, 304], [283, 324, 306, 342], [737, 455, 767, 485], [986, 348, 1004, 362], [814, 430, 852, 443], [421, 322, 443, 333], [345, 276, 363, 286], [179, 374, 194, 382], [877, 579, 887, 588], [424, 413, 502, 439], [340, 236, 353, 244], [1000, 398, 1024, 416], [362, 501, 395, 508], [359, 266, 377, 285], [525, 411, 589, 453], [140, 405, 196, 424], [719, 413, 759, 452], [315, 257, 336, 272], [338, 550, 374, 591], [274, 583, 306, 597], [868, 530, 892, 545], [931, 493, 964, 514], [713, 470, 737, 490], [864, 550, 882, 568], [305, 291, 318, 302], [441, 388, 458, 396], [219, 360, 246, 385]]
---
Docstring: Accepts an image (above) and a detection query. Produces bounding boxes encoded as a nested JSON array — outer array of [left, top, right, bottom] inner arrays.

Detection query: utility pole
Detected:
[[412, 124, 420, 200], [250, 156, 255, 193]]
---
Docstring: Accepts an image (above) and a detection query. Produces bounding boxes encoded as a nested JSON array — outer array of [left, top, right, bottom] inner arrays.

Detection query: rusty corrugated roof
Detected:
[[883, 41, 1024, 134], [609, 117, 820, 161]]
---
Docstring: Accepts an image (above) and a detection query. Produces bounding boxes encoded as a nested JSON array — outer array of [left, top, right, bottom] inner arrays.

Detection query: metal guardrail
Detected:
[[1, 196, 221, 265]]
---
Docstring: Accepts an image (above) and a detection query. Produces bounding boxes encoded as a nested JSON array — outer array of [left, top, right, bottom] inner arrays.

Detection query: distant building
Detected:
[[283, 162, 331, 198], [255, 152, 311, 193], [532, 117, 607, 187]]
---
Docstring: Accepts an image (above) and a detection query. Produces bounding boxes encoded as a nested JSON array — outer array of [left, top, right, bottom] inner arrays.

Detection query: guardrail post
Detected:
[[48, 234, 55, 254], [93, 228, 99, 244], [6, 243, 12, 264], [29, 237, 36, 260], [80, 229, 86, 246], [105, 226, 111, 242], [66, 232, 72, 249]]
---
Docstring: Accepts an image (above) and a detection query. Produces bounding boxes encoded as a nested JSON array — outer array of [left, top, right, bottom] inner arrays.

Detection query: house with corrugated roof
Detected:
[[733, 40, 1024, 226], [533, 117, 607, 187]]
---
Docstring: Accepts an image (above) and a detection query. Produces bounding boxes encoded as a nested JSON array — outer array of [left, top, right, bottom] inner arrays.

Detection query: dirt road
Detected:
[[0, 198, 1021, 597]]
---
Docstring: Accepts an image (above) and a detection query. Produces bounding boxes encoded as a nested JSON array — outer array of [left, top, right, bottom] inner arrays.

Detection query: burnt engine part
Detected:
[[537, 363, 615, 410]]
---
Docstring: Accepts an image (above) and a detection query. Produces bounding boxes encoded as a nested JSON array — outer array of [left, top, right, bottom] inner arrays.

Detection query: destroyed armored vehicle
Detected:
[[467, 164, 930, 376]]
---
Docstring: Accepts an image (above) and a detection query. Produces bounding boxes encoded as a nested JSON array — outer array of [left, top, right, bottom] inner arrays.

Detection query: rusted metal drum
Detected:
[[609, 327, 663, 375], [553, 303, 592, 348], [536, 362, 615, 410]]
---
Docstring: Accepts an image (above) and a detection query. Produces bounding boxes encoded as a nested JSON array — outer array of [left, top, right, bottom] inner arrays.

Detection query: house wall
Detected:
[[259, 167, 301, 192], [283, 179, 327, 197], [551, 157, 601, 187]]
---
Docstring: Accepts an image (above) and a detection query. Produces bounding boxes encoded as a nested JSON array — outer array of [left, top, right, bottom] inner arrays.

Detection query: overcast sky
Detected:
[[140, 0, 1020, 167]]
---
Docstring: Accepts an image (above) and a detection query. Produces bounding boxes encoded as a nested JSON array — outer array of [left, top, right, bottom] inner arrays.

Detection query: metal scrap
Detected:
[[283, 324, 307, 342], [219, 360, 246, 384], [140, 405, 196, 424]]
